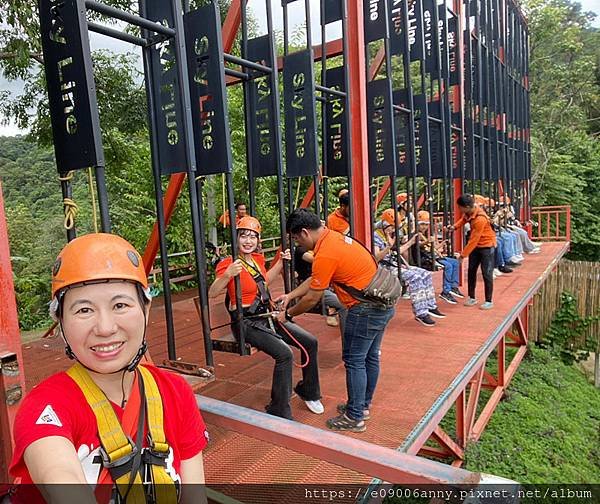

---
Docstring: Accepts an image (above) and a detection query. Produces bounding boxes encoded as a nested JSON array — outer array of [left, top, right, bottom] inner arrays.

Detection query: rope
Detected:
[[221, 174, 226, 219], [63, 198, 78, 230], [58, 171, 74, 182], [295, 179, 302, 208], [87, 168, 99, 233], [58, 171, 77, 230]]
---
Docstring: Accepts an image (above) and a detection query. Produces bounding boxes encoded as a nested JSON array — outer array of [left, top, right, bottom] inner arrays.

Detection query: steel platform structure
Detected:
[[18, 241, 569, 489]]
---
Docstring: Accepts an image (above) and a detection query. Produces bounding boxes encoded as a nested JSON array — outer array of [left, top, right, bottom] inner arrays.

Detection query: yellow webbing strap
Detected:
[[137, 366, 178, 502], [67, 363, 146, 503]]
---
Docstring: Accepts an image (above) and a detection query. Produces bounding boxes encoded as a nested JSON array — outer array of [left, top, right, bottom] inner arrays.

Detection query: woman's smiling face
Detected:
[[238, 230, 259, 254], [60, 281, 146, 374]]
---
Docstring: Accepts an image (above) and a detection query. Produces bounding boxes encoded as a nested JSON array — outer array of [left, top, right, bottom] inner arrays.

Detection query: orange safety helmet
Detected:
[[51, 233, 147, 299], [396, 192, 408, 204], [237, 216, 262, 235], [380, 208, 398, 226], [417, 210, 430, 223]]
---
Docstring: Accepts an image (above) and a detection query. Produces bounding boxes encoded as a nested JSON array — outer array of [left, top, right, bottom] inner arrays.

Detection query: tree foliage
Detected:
[[525, 0, 600, 260], [1, 0, 599, 330]]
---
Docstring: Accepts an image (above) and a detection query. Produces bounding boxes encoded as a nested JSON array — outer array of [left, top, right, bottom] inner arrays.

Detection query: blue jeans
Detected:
[[437, 257, 459, 294], [342, 303, 395, 421], [508, 230, 524, 255], [495, 241, 506, 268], [510, 226, 536, 252], [498, 230, 518, 259]]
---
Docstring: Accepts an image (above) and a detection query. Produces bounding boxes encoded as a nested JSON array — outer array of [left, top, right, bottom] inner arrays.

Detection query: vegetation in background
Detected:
[[0, 0, 599, 329], [463, 346, 600, 483], [525, 0, 600, 260], [539, 291, 599, 365]]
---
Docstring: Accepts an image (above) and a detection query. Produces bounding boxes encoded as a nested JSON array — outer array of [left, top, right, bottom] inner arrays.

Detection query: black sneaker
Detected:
[[337, 403, 371, 421], [326, 413, 366, 432], [439, 292, 457, 305], [505, 261, 521, 267], [428, 308, 446, 318], [450, 288, 465, 299], [415, 314, 436, 326], [499, 266, 513, 274]]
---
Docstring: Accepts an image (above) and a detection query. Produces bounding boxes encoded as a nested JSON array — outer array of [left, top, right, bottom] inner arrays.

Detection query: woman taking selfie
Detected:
[[10, 233, 208, 504]]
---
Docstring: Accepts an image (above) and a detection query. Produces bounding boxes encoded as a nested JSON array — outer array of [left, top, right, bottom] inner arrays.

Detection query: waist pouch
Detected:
[[337, 265, 402, 308]]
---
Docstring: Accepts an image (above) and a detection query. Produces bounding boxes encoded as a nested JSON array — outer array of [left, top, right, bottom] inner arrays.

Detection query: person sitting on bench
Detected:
[[374, 209, 446, 327], [209, 216, 323, 420], [414, 211, 464, 305]]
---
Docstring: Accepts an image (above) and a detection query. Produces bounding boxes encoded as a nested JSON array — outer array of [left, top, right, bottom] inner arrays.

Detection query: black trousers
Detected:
[[467, 247, 495, 302], [238, 318, 320, 420]]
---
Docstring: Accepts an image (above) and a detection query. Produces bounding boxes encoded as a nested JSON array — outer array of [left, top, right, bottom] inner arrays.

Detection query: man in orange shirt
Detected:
[[218, 202, 248, 227], [327, 190, 350, 235], [450, 194, 497, 309], [276, 209, 395, 432]]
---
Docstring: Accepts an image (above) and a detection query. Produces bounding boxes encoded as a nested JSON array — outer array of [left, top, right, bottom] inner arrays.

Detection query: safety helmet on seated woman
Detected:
[[237, 216, 262, 236], [50, 233, 151, 372]]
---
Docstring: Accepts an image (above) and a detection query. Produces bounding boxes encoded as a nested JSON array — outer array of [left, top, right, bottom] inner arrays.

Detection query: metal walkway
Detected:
[[21, 242, 568, 487]]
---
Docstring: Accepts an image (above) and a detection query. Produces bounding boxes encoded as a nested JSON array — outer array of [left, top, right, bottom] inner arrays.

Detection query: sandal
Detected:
[[337, 403, 371, 420], [326, 413, 366, 432]]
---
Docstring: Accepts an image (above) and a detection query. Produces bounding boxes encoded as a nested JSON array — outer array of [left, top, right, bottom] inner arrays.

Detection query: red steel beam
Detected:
[[142, 0, 242, 274], [0, 182, 26, 482], [432, 426, 465, 460], [347, 0, 371, 247], [197, 396, 487, 485]]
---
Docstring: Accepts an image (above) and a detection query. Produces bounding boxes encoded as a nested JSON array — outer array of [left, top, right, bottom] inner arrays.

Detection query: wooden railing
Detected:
[[530, 205, 571, 242]]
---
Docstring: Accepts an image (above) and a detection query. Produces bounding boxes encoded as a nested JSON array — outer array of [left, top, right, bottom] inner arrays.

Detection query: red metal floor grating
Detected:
[[19, 242, 569, 484]]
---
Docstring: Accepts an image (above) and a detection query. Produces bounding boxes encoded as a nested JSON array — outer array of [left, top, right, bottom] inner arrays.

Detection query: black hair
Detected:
[[397, 203, 407, 213], [286, 208, 322, 234], [339, 193, 350, 207], [235, 202, 246, 210], [457, 194, 475, 208]]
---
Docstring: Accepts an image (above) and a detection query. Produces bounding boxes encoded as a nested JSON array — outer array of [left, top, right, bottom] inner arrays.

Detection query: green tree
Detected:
[[525, 0, 600, 260]]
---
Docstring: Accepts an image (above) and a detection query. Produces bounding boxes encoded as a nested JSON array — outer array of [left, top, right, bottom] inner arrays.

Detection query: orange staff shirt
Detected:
[[310, 229, 376, 308], [454, 206, 497, 257], [326, 208, 350, 235]]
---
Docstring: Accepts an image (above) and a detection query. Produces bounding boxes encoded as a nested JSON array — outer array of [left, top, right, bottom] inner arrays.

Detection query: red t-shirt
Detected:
[[215, 253, 267, 308], [10, 364, 208, 487]]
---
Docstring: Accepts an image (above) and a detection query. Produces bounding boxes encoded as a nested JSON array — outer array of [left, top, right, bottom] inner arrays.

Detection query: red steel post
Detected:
[[347, 0, 372, 247], [0, 182, 26, 482]]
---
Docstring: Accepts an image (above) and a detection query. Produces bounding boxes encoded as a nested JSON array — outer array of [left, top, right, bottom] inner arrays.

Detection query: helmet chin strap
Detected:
[[60, 310, 149, 375]]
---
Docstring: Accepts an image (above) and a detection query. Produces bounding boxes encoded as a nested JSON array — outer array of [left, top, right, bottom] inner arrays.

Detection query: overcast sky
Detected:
[[1, 0, 598, 136]]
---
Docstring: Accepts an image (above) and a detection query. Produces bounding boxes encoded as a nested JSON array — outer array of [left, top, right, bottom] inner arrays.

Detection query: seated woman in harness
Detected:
[[9, 234, 208, 504], [373, 209, 446, 327], [413, 210, 464, 305], [208, 216, 322, 420]]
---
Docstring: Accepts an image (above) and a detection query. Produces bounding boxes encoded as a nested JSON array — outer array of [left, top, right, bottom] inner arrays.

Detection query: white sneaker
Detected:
[[305, 399, 324, 414], [493, 268, 503, 278], [528, 248, 541, 254], [508, 255, 523, 264]]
